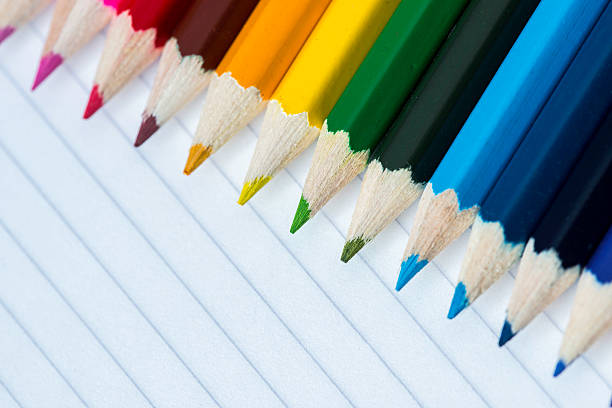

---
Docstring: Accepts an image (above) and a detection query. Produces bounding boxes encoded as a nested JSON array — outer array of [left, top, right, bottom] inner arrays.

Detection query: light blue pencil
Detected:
[[395, 0, 609, 291]]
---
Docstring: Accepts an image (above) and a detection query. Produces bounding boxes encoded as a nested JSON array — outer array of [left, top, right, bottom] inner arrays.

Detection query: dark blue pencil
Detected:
[[501, 108, 612, 346], [448, 2, 612, 319], [555, 225, 612, 376]]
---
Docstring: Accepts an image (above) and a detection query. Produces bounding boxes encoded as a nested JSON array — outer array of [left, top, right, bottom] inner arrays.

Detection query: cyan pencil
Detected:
[[395, 0, 608, 291], [449, 1, 612, 318]]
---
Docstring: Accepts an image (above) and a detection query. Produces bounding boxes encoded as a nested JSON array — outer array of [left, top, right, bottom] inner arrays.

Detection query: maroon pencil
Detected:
[[135, 0, 260, 146]]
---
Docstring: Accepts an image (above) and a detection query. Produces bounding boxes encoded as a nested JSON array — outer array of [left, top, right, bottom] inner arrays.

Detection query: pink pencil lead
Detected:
[[32, 53, 64, 90]]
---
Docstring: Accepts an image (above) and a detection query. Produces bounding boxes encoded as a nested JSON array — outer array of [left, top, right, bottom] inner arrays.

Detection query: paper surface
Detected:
[[0, 9, 611, 408]]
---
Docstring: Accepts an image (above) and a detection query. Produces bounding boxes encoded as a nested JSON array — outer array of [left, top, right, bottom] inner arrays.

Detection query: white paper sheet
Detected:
[[0, 8, 610, 408]]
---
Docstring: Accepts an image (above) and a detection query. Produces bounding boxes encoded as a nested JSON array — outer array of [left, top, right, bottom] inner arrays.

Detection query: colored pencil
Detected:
[[0, 0, 52, 45], [182, 0, 332, 172], [448, 3, 612, 319], [32, 0, 133, 90], [135, 0, 259, 147], [342, 0, 541, 262], [83, 0, 193, 119], [395, 0, 608, 292], [236, 0, 401, 204], [500, 108, 612, 347], [289, 0, 470, 234], [555, 225, 612, 377]]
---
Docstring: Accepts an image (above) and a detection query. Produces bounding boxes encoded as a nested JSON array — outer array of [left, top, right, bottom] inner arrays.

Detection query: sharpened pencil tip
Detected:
[[83, 85, 104, 119], [553, 360, 566, 377], [341, 238, 366, 263], [135, 115, 159, 147], [237, 177, 270, 205], [290, 196, 310, 233], [448, 282, 470, 319], [396, 254, 428, 291], [32, 52, 63, 90], [0, 26, 15, 45], [498, 320, 516, 346], [183, 144, 212, 175]]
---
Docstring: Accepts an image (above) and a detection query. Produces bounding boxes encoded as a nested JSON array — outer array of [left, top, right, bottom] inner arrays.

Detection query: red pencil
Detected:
[[33, 0, 134, 90], [83, 0, 193, 118]]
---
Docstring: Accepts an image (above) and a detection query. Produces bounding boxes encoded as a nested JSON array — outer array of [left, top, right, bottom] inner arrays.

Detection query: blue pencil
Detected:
[[555, 225, 612, 376], [501, 108, 612, 346], [395, 0, 609, 291], [448, 1, 612, 319]]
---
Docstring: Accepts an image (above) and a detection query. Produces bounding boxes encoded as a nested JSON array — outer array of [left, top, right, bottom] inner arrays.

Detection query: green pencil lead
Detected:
[[290, 196, 311, 234], [341, 238, 366, 263]]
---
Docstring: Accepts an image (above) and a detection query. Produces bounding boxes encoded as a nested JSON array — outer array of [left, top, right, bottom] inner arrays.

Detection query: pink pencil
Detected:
[[32, 0, 133, 90]]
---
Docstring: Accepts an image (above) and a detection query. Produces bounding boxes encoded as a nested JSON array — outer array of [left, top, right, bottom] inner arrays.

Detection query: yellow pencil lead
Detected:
[[237, 177, 271, 205]]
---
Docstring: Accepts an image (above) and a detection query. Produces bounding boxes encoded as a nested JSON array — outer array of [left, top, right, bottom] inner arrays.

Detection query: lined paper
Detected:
[[0, 9, 611, 407]]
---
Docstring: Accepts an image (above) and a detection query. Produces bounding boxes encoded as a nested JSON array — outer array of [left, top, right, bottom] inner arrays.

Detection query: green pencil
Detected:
[[289, 0, 470, 233], [341, 0, 541, 262]]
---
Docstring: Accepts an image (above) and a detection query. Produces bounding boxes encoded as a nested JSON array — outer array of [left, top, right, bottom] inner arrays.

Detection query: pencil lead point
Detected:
[[553, 360, 566, 377], [183, 144, 212, 175], [0, 26, 15, 45], [341, 238, 366, 263], [32, 52, 63, 90], [498, 320, 516, 346], [83, 85, 104, 119], [237, 177, 270, 205], [135, 115, 159, 146], [290, 196, 310, 233], [396, 254, 428, 291], [448, 282, 470, 319]]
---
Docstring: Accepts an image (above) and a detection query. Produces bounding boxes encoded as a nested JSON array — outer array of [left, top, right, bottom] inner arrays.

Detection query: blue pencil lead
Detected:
[[498, 320, 516, 346], [396, 255, 428, 291], [553, 360, 567, 377], [448, 282, 470, 319]]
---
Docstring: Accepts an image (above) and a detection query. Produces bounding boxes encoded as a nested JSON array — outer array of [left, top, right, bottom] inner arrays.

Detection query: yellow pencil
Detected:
[[237, 0, 401, 204]]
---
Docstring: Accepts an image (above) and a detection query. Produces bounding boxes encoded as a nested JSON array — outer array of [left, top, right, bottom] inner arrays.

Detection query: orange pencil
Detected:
[[183, 0, 332, 175]]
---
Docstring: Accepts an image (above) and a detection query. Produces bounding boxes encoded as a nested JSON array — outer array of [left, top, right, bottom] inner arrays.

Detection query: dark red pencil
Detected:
[[135, 0, 259, 146]]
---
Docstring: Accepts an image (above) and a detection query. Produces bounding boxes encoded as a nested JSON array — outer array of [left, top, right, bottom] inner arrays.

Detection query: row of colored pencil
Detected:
[[3, 0, 611, 379]]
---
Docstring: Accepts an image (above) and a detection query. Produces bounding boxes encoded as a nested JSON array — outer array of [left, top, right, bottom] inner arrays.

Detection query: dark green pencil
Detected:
[[342, 0, 541, 262]]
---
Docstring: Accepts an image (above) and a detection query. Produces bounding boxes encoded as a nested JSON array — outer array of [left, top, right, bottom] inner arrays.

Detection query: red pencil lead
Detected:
[[32, 53, 64, 90], [134, 115, 160, 147], [83, 85, 104, 119]]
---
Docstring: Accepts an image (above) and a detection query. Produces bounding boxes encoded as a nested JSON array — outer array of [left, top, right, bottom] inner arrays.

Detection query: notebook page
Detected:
[[0, 8, 610, 407]]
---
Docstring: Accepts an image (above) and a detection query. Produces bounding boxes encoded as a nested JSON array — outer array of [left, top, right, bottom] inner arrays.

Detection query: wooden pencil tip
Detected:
[[553, 360, 567, 377], [183, 144, 212, 175], [0, 26, 15, 45], [447, 282, 470, 319], [32, 52, 63, 90], [498, 320, 516, 347], [83, 85, 104, 119], [237, 177, 270, 205], [290, 196, 311, 234], [341, 238, 366, 263], [396, 254, 428, 291], [135, 115, 159, 147]]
